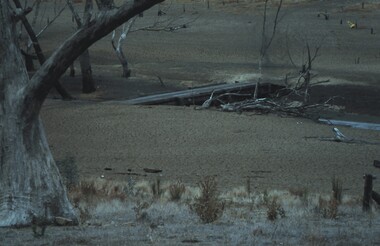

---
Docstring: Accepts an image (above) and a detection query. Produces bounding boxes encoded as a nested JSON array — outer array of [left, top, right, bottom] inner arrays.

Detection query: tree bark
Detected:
[[0, 1, 77, 226]]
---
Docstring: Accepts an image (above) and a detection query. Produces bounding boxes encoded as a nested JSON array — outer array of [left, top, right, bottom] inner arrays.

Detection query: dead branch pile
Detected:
[[199, 84, 339, 119]]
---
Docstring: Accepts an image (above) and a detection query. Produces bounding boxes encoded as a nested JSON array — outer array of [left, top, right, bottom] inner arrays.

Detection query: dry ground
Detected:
[[2, 0, 380, 244]]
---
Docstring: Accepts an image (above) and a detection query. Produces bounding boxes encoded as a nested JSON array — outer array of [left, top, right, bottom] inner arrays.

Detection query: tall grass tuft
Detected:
[[169, 180, 186, 201], [192, 176, 224, 223], [266, 197, 286, 221]]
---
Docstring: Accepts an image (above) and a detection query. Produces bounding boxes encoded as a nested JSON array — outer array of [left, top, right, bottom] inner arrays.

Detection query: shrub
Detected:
[[192, 176, 224, 223]]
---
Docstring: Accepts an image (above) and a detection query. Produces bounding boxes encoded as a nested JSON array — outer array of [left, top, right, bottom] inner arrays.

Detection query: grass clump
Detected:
[[317, 196, 339, 219], [192, 176, 224, 223], [316, 176, 343, 219], [266, 196, 286, 221], [169, 180, 186, 201]]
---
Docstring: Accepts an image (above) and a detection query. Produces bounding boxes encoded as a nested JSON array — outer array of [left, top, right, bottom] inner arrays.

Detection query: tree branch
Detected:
[[13, 0, 73, 100], [66, 0, 83, 27], [11, 7, 32, 22], [263, 0, 282, 54]]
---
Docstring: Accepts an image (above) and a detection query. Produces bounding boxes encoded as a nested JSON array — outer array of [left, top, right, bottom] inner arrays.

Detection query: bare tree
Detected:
[[0, 0, 163, 227], [110, 3, 198, 77], [67, 0, 96, 93], [259, 0, 283, 63], [286, 32, 325, 103], [111, 17, 137, 77]]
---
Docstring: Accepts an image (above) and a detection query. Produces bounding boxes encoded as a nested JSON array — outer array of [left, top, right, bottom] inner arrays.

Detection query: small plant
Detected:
[[266, 197, 285, 221], [169, 180, 186, 201], [192, 176, 224, 223]]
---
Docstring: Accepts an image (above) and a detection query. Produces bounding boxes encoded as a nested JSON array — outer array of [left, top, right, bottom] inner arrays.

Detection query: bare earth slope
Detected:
[[41, 101, 380, 195]]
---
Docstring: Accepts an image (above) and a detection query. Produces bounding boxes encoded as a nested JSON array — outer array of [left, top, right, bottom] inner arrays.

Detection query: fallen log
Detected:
[[118, 82, 280, 105]]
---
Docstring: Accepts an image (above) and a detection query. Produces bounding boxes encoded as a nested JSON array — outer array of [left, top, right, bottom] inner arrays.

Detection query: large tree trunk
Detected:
[[0, 117, 78, 226], [0, 1, 77, 226], [1, 0, 163, 227]]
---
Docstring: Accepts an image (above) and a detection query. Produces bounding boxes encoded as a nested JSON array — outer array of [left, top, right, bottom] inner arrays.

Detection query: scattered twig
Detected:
[[131, 14, 199, 33], [157, 76, 165, 87]]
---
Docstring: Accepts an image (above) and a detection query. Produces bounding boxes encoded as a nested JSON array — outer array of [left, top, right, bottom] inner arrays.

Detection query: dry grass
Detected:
[[2, 177, 378, 244], [69, 178, 127, 204]]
